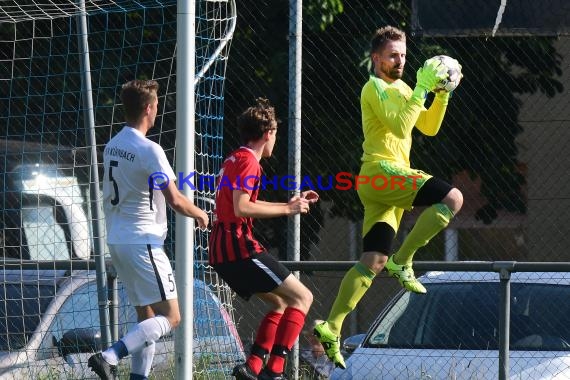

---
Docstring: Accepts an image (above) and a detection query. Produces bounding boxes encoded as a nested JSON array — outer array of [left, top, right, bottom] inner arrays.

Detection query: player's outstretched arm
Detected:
[[162, 181, 209, 228], [233, 190, 311, 219]]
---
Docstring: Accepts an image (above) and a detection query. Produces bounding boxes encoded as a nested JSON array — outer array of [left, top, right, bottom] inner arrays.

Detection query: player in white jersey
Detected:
[[89, 80, 209, 380]]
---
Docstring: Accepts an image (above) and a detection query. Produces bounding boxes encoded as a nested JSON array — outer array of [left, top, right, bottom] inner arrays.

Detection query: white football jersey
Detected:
[[103, 127, 176, 244]]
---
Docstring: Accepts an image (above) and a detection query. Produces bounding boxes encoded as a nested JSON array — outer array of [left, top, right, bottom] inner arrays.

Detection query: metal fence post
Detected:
[[495, 261, 515, 380], [288, 0, 302, 378], [75, 0, 111, 349]]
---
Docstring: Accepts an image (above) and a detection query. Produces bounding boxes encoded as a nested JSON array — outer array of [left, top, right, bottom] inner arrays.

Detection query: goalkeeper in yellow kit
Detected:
[[315, 25, 464, 368]]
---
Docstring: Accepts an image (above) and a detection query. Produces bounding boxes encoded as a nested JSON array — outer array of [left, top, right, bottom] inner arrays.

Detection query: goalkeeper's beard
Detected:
[[377, 65, 403, 82], [387, 66, 403, 81]]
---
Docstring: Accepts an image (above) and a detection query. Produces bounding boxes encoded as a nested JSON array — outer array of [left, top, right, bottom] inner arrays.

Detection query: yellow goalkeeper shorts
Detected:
[[358, 160, 432, 235]]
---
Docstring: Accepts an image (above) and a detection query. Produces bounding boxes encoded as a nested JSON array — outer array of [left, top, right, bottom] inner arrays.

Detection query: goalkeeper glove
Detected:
[[412, 58, 449, 99]]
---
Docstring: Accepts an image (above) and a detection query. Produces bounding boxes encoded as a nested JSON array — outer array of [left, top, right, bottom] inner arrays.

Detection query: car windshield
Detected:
[[367, 282, 570, 351], [21, 203, 70, 260], [0, 283, 56, 350]]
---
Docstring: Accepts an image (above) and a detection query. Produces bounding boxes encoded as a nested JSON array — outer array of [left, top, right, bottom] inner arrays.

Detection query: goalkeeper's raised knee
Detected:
[[443, 187, 463, 215]]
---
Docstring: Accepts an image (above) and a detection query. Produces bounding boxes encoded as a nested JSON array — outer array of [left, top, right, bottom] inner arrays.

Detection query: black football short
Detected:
[[212, 253, 291, 300]]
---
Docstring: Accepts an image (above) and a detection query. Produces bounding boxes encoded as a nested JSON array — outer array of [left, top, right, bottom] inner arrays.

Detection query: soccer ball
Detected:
[[431, 55, 462, 92]]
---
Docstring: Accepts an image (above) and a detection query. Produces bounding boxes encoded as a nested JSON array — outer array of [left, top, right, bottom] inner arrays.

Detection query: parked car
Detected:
[[332, 271, 570, 380], [0, 139, 93, 261], [0, 269, 245, 379]]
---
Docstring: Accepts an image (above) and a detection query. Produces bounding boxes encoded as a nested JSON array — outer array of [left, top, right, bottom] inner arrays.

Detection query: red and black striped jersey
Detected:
[[209, 147, 266, 264]]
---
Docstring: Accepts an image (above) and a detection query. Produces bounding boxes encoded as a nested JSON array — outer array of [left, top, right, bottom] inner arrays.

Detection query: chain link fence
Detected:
[[224, 0, 570, 378], [0, 1, 239, 378], [1, 0, 569, 378]]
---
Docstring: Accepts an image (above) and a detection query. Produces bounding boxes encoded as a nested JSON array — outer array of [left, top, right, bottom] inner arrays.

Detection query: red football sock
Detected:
[[266, 307, 306, 374], [246, 311, 282, 374]]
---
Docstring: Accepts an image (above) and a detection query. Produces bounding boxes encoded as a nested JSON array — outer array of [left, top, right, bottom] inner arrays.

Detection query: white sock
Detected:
[[131, 340, 156, 376], [121, 315, 172, 355], [101, 349, 119, 366]]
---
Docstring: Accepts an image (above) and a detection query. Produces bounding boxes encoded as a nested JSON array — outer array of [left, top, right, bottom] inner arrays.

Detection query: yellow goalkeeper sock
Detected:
[[394, 203, 454, 265], [327, 263, 375, 335]]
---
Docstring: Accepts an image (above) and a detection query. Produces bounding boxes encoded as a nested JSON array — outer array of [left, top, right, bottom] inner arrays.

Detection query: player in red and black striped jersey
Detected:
[[208, 145, 265, 264], [210, 98, 318, 380]]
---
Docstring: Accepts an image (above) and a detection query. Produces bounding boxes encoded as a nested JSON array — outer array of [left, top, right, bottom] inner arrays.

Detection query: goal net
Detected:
[[0, 0, 238, 378]]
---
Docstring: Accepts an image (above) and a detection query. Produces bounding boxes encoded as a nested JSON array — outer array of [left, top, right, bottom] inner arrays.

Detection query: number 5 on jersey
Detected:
[[109, 160, 120, 205]]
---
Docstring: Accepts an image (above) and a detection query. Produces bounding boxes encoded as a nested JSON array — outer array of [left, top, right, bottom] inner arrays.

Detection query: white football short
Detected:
[[109, 244, 177, 306]]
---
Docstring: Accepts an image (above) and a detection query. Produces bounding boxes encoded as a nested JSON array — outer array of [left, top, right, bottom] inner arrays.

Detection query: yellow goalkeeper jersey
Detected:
[[360, 75, 449, 166]]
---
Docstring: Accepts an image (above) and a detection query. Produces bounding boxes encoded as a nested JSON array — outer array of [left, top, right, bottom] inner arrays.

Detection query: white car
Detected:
[[0, 270, 245, 379], [332, 271, 570, 380]]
